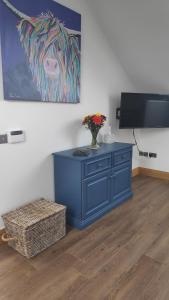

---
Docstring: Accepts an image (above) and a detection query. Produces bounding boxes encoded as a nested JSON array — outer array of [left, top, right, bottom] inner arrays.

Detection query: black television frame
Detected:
[[118, 92, 169, 129]]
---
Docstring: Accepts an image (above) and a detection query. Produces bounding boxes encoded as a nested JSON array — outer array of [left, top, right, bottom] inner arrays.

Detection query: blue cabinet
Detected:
[[53, 143, 133, 229]]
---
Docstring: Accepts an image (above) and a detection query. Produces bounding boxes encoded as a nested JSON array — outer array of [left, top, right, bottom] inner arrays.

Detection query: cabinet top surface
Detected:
[[53, 142, 133, 161]]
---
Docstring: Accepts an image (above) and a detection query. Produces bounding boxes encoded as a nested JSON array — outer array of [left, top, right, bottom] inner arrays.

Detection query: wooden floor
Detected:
[[1, 175, 169, 300]]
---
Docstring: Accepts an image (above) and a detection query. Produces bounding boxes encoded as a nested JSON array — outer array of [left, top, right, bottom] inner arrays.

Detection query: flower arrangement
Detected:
[[82, 113, 106, 148]]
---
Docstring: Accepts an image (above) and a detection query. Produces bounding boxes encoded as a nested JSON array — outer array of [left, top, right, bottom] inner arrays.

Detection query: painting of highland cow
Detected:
[[0, 0, 81, 103]]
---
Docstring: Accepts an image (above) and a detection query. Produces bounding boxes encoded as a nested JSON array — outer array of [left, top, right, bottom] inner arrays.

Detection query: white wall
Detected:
[[87, 0, 169, 173], [0, 0, 138, 228], [134, 129, 169, 172]]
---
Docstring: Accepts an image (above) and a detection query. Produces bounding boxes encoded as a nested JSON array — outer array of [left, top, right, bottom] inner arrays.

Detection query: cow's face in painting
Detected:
[[2, 0, 81, 102], [40, 27, 65, 80], [20, 14, 68, 80], [17, 14, 72, 100], [44, 57, 59, 79]]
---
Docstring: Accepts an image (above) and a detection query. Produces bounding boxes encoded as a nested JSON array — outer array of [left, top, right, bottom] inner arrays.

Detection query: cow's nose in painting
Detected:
[[44, 58, 58, 78]]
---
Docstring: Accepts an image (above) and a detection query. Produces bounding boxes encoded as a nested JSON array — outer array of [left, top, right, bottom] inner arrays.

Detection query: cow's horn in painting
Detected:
[[2, 0, 81, 35], [1, 0, 33, 22]]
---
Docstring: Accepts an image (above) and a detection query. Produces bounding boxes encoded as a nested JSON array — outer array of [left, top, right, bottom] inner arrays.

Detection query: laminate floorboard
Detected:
[[1, 175, 169, 300]]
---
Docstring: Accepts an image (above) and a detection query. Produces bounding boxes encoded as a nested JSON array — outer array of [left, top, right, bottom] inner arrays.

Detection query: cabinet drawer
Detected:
[[113, 150, 131, 166], [84, 154, 111, 177]]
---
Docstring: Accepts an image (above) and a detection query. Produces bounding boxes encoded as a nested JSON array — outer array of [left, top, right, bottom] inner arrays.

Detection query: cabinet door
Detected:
[[111, 162, 132, 202], [82, 170, 111, 219]]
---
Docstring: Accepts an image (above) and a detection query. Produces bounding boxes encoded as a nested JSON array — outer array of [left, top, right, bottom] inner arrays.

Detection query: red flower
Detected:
[[92, 115, 103, 125], [82, 113, 106, 130]]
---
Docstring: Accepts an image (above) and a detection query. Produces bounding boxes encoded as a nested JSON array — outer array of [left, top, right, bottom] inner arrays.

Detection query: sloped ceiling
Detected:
[[87, 0, 169, 93]]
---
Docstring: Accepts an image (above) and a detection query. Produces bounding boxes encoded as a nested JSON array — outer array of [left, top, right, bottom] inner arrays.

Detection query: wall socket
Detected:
[[0, 134, 7, 144], [139, 151, 157, 158], [139, 151, 149, 157], [149, 152, 157, 158]]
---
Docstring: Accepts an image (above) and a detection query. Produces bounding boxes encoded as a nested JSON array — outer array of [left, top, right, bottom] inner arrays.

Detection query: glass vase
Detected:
[[90, 130, 100, 149]]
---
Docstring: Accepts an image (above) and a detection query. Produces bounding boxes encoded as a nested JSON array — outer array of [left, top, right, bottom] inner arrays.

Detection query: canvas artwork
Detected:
[[0, 0, 81, 103]]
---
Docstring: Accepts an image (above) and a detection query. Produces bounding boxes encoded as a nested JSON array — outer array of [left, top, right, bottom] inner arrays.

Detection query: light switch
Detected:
[[7, 130, 25, 144]]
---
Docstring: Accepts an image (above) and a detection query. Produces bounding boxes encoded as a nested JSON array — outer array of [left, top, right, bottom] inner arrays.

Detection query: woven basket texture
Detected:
[[2, 199, 66, 258]]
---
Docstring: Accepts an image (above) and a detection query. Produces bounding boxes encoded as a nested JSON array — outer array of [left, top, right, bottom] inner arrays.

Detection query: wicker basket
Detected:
[[2, 199, 66, 258]]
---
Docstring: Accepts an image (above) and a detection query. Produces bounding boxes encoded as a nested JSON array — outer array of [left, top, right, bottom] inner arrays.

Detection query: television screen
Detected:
[[119, 93, 169, 128]]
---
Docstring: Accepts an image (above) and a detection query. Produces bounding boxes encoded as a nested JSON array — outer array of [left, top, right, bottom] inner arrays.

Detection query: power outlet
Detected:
[[149, 152, 157, 158], [143, 152, 149, 157], [139, 151, 148, 157], [0, 134, 7, 144]]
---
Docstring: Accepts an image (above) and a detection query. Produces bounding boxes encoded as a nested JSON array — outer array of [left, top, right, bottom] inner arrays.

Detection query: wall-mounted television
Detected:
[[119, 92, 169, 129]]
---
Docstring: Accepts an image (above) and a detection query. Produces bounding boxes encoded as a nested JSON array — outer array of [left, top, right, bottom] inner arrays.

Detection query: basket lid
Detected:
[[2, 199, 65, 229]]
